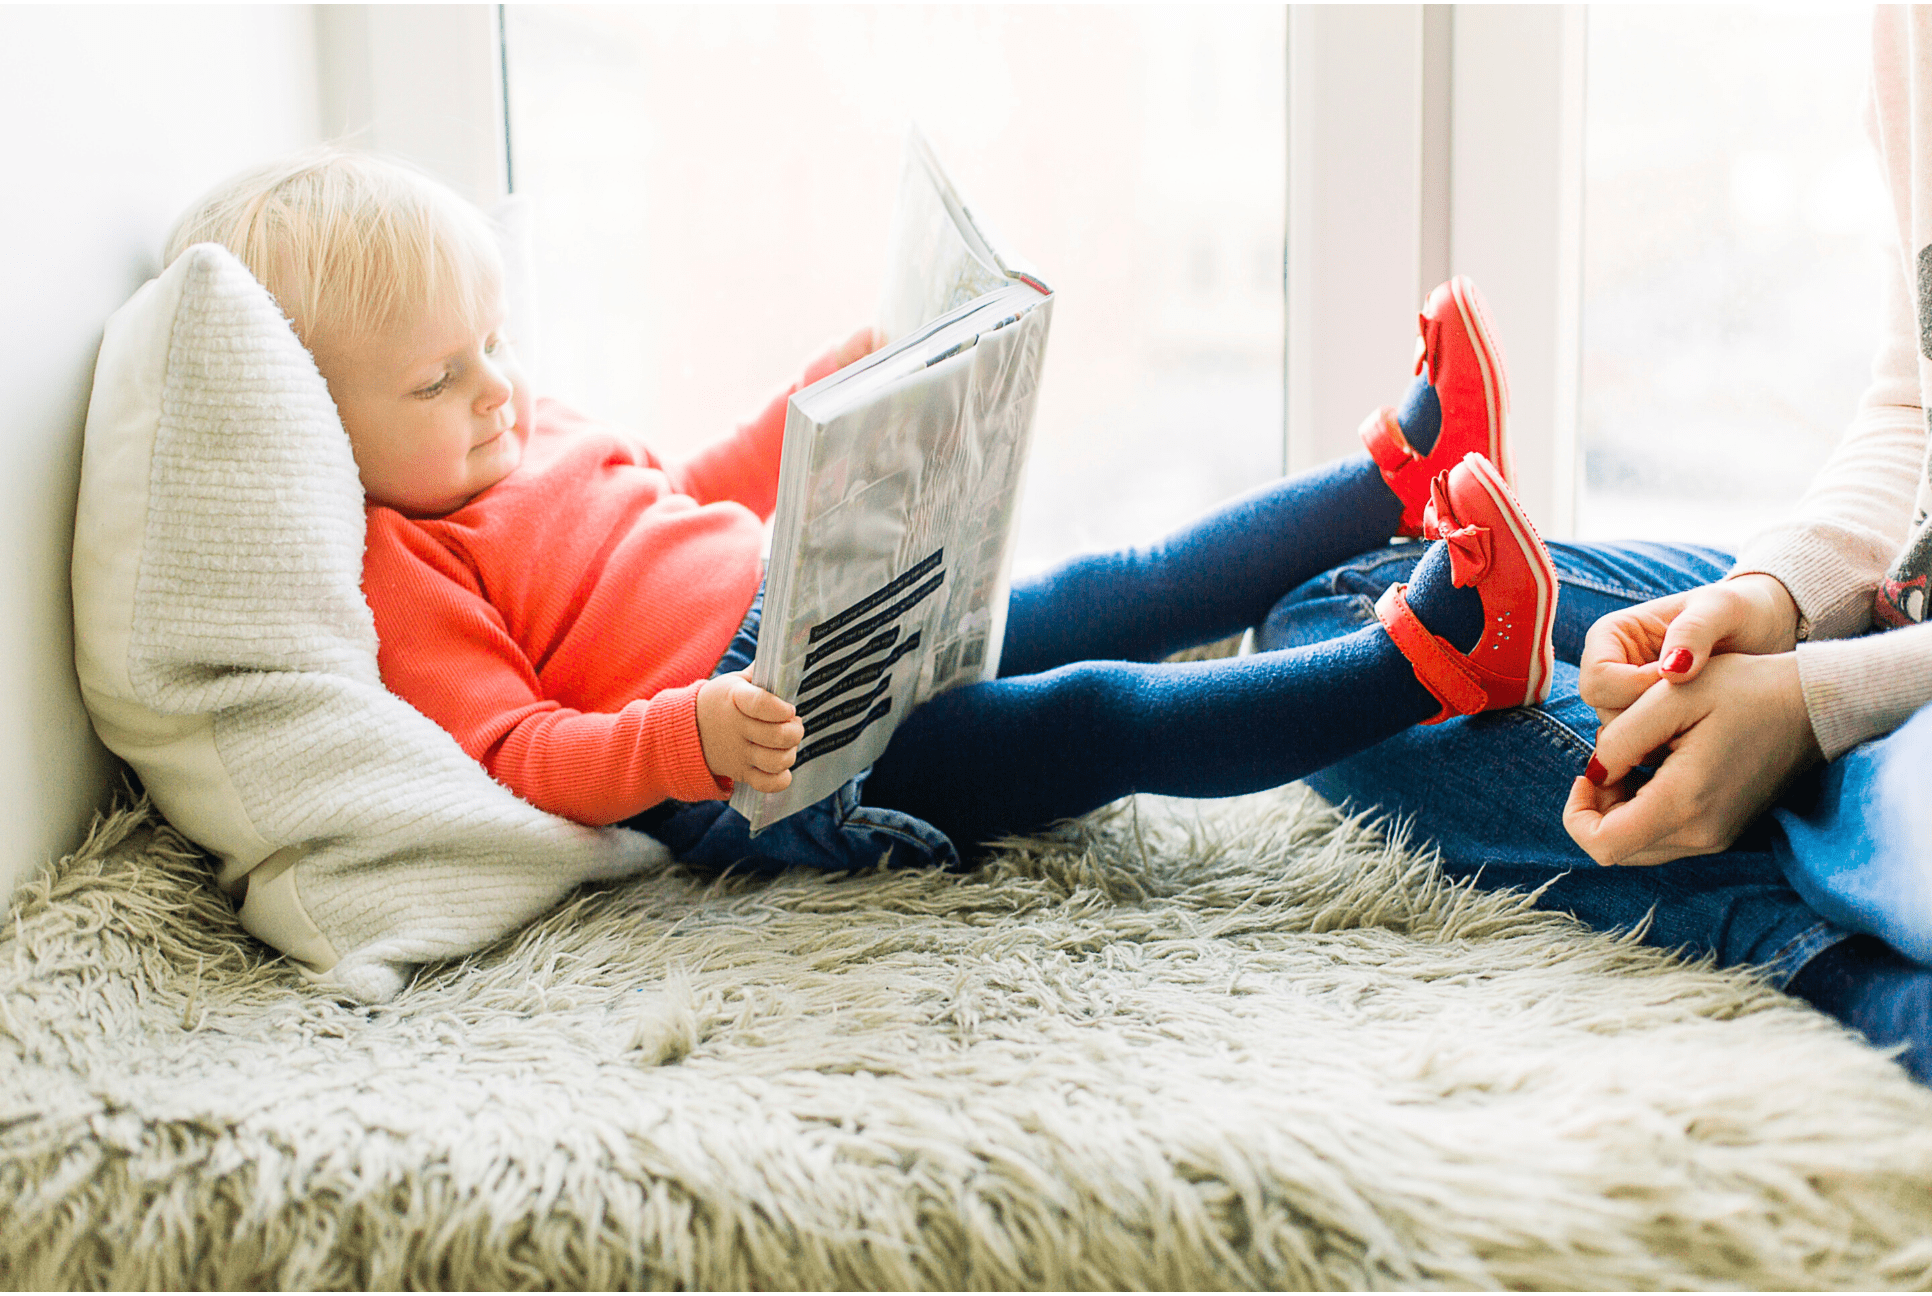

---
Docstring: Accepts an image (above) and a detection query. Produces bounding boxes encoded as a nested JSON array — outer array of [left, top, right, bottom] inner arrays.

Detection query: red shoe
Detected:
[[1374, 452, 1555, 723], [1359, 276, 1513, 535]]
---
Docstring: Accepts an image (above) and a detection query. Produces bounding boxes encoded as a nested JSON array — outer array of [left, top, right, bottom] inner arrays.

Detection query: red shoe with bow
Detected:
[[1359, 276, 1513, 536], [1375, 452, 1556, 722]]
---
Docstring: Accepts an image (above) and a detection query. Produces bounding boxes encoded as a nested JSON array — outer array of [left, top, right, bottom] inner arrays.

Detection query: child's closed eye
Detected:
[[412, 371, 453, 400]]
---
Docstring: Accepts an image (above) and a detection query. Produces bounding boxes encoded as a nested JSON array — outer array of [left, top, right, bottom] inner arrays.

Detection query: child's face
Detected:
[[316, 296, 534, 517]]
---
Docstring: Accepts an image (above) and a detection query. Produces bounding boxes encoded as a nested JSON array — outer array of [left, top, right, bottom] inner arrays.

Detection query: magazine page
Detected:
[[875, 131, 1009, 344], [732, 290, 1052, 833]]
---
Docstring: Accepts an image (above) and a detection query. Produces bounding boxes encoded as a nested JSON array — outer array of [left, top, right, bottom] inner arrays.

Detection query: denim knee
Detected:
[[1777, 702, 1932, 967], [1260, 545, 1422, 653]]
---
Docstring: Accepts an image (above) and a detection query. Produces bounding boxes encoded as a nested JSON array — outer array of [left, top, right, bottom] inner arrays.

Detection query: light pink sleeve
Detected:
[[1727, 245, 1924, 642], [1729, 8, 1932, 758]]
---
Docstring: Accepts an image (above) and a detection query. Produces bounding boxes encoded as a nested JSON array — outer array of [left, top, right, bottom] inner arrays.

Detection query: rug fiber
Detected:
[[4, 787, 1932, 1289]]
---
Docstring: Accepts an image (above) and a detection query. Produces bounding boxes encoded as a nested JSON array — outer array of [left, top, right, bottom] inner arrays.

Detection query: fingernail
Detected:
[[1661, 648, 1693, 675], [1585, 756, 1608, 786]]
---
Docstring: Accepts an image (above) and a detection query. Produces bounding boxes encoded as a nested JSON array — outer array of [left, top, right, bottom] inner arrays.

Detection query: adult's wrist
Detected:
[[1725, 571, 1803, 650]]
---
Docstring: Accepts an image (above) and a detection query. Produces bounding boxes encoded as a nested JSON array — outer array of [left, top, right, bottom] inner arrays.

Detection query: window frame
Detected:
[[313, 3, 509, 208], [1286, 4, 1585, 537]]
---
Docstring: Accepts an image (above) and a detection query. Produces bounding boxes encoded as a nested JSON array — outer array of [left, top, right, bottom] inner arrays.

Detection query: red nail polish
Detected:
[[1585, 756, 1608, 786], [1661, 648, 1693, 675]]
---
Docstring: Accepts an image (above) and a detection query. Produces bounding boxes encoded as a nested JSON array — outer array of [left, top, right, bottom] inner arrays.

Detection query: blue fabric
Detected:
[[624, 584, 958, 875], [1775, 702, 1932, 966], [864, 455, 1476, 852], [642, 453, 1480, 869], [628, 768, 959, 876], [630, 477, 1924, 990], [1396, 374, 1442, 454], [1267, 538, 1850, 984]]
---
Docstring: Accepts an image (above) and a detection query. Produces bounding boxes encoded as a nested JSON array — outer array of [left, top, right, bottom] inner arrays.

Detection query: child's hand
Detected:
[[696, 672, 804, 794], [802, 327, 885, 385]]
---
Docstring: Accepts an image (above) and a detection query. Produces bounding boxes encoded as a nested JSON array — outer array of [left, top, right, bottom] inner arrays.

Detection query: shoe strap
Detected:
[[1375, 581, 1486, 725], [1358, 407, 1431, 535], [1359, 406, 1411, 471]]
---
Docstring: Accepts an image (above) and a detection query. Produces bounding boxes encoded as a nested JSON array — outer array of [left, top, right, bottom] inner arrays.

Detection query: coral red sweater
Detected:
[[362, 381, 809, 827]]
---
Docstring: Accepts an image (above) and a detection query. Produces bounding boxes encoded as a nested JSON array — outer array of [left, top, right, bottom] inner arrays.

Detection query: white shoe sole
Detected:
[[1462, 451, 1554, 706]]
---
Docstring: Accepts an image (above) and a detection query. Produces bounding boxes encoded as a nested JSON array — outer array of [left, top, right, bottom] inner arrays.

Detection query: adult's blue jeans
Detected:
[[1776, 695, 1932, 967], [1260, 538, 1858, 986]]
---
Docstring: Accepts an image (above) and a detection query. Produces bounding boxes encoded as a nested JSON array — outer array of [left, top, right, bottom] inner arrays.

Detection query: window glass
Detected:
[[503, 5, 1285, 573], [1578, 5, 1889, 549]]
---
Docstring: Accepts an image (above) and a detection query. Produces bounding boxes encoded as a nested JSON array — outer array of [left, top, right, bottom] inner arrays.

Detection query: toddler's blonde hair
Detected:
[[164, 146, 504, 355]]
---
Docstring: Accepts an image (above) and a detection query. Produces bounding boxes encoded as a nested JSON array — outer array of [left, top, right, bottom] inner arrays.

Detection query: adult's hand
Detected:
[[1563, 651, 1820, 867], [1577, 573, 1802, 726]]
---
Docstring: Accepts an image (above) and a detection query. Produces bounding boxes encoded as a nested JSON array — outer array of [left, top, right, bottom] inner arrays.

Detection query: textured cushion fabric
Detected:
[[71, 243, 670, 1003]]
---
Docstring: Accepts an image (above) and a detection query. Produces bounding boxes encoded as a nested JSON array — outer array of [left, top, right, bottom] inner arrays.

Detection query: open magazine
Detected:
[[729, 131, 1055, 834]]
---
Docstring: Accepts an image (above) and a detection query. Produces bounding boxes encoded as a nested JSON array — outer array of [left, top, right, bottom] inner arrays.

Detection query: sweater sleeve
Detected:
[[669, 385, 794, 519], [364, 517, 730, 825], [1726, 20, 1932, 760], [1797, 620, 1932, 758], [1726, 236, 1925, 640]]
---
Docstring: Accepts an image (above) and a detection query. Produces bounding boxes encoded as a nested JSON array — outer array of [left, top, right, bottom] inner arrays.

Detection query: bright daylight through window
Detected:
[[1578, 5, 1889, 548], [503, 6, 1285, 575]]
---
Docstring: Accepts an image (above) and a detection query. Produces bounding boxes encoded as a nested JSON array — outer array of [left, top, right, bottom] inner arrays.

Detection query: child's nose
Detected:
[[475, 364, 513, 413]]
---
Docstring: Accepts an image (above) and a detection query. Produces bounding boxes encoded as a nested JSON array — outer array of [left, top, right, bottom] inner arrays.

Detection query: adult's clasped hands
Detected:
[[1563, 572, 1823, 867]]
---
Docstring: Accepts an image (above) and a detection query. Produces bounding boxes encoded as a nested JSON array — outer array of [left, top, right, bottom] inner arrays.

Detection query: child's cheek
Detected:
[[512, 385, 536, 437]]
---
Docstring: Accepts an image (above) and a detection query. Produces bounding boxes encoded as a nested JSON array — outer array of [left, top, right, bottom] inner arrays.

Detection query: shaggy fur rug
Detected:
[[4, 787, 1932, 1291]]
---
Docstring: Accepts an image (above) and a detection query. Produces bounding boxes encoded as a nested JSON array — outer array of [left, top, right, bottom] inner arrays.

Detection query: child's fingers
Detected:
[[728, 677, 797, 722], [742, 715, 803, 750], [744, 737, 799, 774], [738, 767, 793, 794]]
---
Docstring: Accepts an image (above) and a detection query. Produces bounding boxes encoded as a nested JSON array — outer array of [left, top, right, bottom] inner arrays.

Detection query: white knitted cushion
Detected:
[[71, 244, 670, 1003]]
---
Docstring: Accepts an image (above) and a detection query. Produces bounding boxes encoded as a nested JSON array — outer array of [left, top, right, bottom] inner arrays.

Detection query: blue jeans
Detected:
[[634, 466, 1920, 986], [864, 455, 1451, 849], [642, 453, 1452, 870], [625, 587, 960, 874], [1263, 538, 1853, 985], [1776, 699, 1932, 967]]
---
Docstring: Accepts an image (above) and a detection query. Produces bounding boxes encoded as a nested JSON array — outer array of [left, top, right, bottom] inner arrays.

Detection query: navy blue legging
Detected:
[[862, 454, 1481, 854]]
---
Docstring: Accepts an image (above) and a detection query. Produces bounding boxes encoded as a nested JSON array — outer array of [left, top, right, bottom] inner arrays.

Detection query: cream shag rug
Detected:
[[4, 788, 1932, 1291]]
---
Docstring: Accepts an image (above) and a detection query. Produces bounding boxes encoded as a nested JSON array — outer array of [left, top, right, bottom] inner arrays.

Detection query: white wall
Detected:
[[0, 5, 321, 895]]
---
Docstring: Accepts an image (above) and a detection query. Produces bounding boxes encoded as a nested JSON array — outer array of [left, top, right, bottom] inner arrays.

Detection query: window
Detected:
[[1577, 5, 1888, 548], [503, 5, 1286, 573]]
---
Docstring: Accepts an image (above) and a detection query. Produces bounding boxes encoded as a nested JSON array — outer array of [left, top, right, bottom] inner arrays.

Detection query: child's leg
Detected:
[[1003, 275, 1512, 675], [866, 466, 1536, 855], [999, 453, 1407, 674], [866, 611, 1445, 852]]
